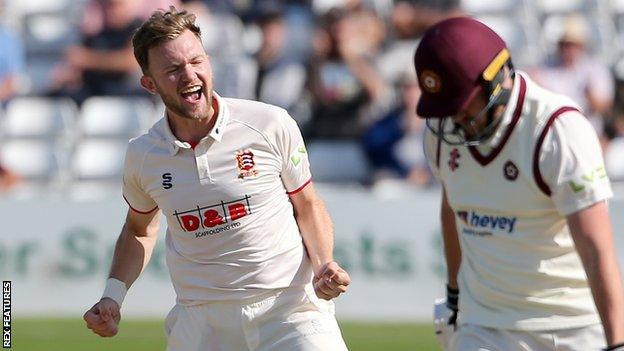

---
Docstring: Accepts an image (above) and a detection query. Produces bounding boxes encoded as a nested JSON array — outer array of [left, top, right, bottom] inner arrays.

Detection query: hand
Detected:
[[83, 298, 121, 337], [433, 286, 459, 350], [313, 261, 351, 300]]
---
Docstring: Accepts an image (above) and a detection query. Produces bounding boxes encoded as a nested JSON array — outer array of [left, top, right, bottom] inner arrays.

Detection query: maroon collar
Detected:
[[468, 75, 527, 166]]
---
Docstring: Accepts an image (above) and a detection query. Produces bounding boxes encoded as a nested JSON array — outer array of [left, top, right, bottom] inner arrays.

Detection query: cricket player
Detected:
[[82, 7, 350, 351], [415, 17, 624, 351]]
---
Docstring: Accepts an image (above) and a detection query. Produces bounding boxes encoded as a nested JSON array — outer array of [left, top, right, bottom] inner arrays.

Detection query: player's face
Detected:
[[451, 91, 489, 137], [141, 30, 214, 121]]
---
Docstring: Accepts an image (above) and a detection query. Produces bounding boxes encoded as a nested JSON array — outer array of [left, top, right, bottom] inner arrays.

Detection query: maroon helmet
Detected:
[[414, 17, 513, 145]]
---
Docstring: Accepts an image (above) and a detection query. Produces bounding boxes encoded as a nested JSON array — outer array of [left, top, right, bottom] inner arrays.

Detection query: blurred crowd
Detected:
[[3, 0, 624, 195]]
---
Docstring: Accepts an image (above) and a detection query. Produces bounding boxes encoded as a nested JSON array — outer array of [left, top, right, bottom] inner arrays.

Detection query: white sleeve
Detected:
[[122, 141, 158, 213], [423, 128, 441, 180], [274, 109, 312, 194], [538, 111, 612, 215]]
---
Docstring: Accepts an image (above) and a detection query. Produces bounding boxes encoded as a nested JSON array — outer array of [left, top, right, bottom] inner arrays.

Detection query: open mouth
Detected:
[[180, 85, 203, 103]]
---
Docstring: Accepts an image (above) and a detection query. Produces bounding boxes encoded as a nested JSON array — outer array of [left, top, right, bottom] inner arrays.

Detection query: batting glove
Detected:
[[604, 342, 624, 351], [433, 285, 459, 351]]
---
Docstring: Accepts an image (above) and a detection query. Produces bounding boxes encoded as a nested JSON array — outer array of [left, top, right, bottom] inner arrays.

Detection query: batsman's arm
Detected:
[[441, 187, 462, 289], [108, 208, 161, 288], [567, 201, 624, 347]]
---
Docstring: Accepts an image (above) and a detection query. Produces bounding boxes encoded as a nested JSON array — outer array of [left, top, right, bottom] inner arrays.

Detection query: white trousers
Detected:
[[450, 323, 605, 351], [165, 284, 349, 351]]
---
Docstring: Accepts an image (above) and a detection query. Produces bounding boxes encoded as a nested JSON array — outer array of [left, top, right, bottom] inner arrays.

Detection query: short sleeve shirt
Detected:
[[123, 93, 313, 303]]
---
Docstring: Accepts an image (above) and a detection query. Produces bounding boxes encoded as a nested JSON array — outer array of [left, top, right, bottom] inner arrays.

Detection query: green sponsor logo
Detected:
[[291, 155, 301, 167], [568, 166, 608, 193], [290, 144, 307, 167], [569, 181, 585, 193]]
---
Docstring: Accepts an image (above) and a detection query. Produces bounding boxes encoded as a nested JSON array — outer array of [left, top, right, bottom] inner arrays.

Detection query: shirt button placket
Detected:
[[194, 144, 212, 184]]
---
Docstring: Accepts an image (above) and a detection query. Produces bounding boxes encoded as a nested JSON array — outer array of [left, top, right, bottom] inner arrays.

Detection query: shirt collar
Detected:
[[161, 92, 229, 156]]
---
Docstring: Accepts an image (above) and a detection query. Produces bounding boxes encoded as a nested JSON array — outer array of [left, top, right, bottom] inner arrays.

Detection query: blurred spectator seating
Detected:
[[78, 96, 154, 139], [476, 16, 534, 67], [362, 71, 431, 187], [0, 19, 24, 101], [47, 0, 145, 105], [68, 138, 128, 200], [248, 4, 307, 113], [534, 0, 591, 15], [2, 97, 77, 142], [0, 139, 66, 197], [305, 7, 392, 140], [461, 0, 519, 15], [532, 13, 615, 137], [307, 140, 370, 183]]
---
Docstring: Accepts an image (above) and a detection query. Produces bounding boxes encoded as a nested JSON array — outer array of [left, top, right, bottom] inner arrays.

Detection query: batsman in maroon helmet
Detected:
[[415, 17, 624, 351]]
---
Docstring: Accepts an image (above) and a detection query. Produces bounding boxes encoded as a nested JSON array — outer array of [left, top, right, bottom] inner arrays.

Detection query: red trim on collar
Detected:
[[286, 178, 312, 195], [123, 195, 159, 214], [532, 106, 580, 196], [468, 75, 527, 166]]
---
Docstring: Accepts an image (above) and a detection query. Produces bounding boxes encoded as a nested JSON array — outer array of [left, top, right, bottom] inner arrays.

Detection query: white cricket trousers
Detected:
[[450, 323, 605, 351], [165, 284, 349, 351]]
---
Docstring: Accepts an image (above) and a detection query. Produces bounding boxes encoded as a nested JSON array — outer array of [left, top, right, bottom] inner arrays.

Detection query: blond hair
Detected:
[[132, 6, 201, 73]]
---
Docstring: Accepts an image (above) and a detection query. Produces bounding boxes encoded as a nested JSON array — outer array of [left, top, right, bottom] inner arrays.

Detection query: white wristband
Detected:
[[102, 278, 127, 307]]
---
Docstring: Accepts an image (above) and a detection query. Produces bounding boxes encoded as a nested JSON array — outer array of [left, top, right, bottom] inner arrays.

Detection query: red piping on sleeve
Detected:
[[123, 195, 159, 214], [286, 178, 313, 195], [532, 106, 579, 197]]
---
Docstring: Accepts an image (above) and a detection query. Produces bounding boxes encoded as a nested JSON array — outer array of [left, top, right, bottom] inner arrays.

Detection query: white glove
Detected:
[[433, 285, 459, 351]]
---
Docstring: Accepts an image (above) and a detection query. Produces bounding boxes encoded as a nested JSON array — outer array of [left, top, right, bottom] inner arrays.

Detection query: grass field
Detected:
[[12, 319, 440, 351]]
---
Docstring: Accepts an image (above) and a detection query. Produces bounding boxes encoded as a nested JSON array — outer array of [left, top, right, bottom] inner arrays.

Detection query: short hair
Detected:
[[132, 6, 202, 73]]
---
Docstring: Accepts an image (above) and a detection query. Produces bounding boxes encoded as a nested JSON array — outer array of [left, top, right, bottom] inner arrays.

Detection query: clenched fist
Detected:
[[313, 261, 351, 300], [83, 298, 121, 337]]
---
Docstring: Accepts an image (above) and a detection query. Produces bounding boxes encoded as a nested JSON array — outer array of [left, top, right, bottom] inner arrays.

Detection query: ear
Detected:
[[140, 75, 158, 95]]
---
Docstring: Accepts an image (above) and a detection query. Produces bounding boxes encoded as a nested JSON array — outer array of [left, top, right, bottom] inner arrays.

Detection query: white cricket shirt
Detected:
[[123, 93, 314, 303], [424, 72, 612, 330]]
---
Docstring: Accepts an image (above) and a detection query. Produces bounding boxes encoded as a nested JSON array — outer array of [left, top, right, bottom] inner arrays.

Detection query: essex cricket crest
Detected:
[[236, 150, 258, 179]]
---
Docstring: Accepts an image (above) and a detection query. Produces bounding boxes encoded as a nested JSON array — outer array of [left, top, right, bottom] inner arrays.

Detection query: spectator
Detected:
[[0, 14, 24, 102], [363, 69, 430, 186], [252, 5, 307, 113], [49, 0, 145, 104], [305, 7, 391, 140], [532, 14, 614, 136]]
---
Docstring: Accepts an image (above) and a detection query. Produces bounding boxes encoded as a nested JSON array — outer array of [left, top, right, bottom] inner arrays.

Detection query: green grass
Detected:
[[11, 318, 440, 351]]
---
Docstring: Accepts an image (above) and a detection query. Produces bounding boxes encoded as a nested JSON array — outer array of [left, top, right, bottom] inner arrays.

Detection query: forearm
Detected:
[[108, 225, 158, 289], [441, 190, 462, 289], [295, 197, 335, 275], [344, 54, 387, 101], [568, 203, 624, 345], [579, 243, 624, 344], [79, 48, 138, 72]]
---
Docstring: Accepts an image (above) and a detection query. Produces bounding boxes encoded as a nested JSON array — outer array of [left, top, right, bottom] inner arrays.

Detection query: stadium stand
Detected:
[[1, 0, 624, 199]]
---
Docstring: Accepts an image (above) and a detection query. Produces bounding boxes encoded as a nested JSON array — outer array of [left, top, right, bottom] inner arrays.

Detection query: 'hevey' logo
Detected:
[[456, 210, 517, 234], [173, 195, 252, 236]]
